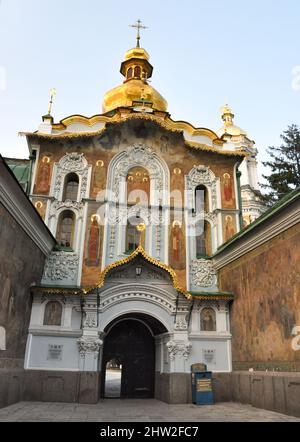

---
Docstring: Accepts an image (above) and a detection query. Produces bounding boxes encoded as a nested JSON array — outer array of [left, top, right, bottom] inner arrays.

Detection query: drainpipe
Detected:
[[187, 300, 195, 328], [236, 170, 243, 230], [174, 293, 180, 325], [27, 153, 36, 196]]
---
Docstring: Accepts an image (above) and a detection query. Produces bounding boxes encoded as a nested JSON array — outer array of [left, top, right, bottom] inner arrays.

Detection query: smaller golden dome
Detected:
[[124, 47, 150, 61], [217, 104, 247, 137]]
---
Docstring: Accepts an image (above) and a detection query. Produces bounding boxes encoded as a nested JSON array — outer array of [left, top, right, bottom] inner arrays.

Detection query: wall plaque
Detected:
[[47, 344, 63, 361], [203, 349, 216, 365]]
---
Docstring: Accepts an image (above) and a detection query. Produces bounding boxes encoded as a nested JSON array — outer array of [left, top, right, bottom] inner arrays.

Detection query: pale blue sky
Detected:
[[0, 0, 300, 182]]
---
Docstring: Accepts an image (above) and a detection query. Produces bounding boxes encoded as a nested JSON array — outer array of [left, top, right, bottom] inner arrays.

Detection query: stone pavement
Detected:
[[0, 400, 299, 422]]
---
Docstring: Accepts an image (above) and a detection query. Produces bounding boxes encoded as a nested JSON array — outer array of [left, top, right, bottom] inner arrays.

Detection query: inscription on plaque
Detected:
[[203, 349, 216, 365], [47, 344, 63, 361]]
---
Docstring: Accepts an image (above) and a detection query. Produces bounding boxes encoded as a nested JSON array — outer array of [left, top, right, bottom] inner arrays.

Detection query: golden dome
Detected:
[[217, 105, 247, 137], [102, 46, 168, 113], [103, 79, 168, 113]]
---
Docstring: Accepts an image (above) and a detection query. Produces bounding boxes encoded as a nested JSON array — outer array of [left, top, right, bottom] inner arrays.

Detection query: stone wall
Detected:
[[0, 370, 100, 408], [23, 371, 100, 404], [155, 373, 192, 405], [0, 202, 47, 407], [219, 223, 300, 371], [213, 372, 300, 418]]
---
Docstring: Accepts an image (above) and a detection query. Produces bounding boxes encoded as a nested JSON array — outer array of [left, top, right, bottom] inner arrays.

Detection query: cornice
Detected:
[[29, 329, 82, 338], [21, 112, 248, 158]]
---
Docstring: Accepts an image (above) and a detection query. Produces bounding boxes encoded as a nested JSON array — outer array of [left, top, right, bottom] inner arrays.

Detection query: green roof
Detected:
[[5, 158, 31, 191], [215, 186, 300, 256]]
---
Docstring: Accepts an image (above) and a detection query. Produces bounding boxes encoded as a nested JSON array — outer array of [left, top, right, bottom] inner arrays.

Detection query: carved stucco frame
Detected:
[[103, 144, 170, 264]]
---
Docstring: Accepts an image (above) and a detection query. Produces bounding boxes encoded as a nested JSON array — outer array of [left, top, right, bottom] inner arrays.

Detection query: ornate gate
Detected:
[[102, 318, 155, 399]]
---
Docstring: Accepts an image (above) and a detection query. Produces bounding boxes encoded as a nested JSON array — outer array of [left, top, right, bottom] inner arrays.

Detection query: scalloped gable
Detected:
[[85, 246, 192, 300]]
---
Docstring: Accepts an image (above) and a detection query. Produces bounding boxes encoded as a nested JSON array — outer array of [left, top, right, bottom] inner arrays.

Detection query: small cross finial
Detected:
[[48, 88, 57, 116], [130, 19, 148, 48]]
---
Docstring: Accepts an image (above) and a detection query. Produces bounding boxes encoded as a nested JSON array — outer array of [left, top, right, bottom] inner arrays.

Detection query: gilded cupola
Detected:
[[102, 25, 168, 114], [217, 105, 247, 137]]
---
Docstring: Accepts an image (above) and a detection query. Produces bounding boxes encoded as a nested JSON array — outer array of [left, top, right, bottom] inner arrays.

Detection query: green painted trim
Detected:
[[196, 254, 212, 260], [189, 291, 234, 297], [54, 246, 74, 253], [214, 186, 300, 256]]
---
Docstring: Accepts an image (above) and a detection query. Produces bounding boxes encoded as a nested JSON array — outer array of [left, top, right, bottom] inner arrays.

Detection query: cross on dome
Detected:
[[130, 19, 148, 48]]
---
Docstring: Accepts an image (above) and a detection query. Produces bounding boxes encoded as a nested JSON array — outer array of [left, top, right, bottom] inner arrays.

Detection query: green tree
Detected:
[[262, 124, 300, 204]]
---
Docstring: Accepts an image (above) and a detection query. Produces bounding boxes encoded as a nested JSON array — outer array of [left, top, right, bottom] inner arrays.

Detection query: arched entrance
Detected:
[[101, 313, 168, 399]]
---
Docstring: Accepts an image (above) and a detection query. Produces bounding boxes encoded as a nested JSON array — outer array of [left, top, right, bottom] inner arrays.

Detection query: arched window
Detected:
[[63, 173, 79, 201], [126, 219, 142, 253], [195, 185, 209, 213], [44, 302, 63, 326], [201, 308, 216, 332], [196, 221, 212, 258], [127, 67, 133, 79], [134, 66, 141, 78], [127, 167, 150, 206], [56, 210, 75, 248]]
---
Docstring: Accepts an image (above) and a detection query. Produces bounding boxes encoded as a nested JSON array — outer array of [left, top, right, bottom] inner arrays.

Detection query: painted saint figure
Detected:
[[170, 221, 185, 270], [92, 160, 106, 196], [201, 308, 216, 332], [44, 301, 62, 326], [37, 156, 51, 194], [224, 215, 236, 242], [222, 173, 235, 209], [86, 215, 101, 266]]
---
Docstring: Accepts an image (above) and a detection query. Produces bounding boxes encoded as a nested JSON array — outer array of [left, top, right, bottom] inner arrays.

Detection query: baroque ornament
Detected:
[[190, 211, 217, 227], [54, 153, 90, 201], [59, 153, 87, 172], [187, 165, 218, 211], [43, 252, 79, 281], [84, 312, 98, 328], [77, 337, 103, 358], [110, 143, 167, 200], [100, 291, 176, 314], [190, 259, 217, 288], [174, 317, 188, 331], [166, 341, 192, 360], [49, 200, 84, 220], [196, 300, 221, 312]]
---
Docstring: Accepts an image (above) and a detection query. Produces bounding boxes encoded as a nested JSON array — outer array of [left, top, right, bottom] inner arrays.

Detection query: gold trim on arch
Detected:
[[85, 245, 193, 300]]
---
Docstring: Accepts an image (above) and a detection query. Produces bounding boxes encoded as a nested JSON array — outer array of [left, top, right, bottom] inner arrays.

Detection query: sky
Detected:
[[0, 0, 300, 183]]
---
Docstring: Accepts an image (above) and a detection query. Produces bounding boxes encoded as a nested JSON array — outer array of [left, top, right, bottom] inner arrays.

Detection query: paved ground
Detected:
[[0, 400, 299, 422]]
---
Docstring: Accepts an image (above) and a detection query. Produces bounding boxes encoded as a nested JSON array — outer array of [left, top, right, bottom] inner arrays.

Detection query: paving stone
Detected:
[[0, 400, 299, 422]]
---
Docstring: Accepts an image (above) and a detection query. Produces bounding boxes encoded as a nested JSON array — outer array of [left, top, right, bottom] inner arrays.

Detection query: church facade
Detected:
[[17, 40, 264, 403]]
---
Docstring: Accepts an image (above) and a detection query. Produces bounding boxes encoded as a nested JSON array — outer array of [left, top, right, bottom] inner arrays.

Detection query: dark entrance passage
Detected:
[[101, 314, 167, 399]]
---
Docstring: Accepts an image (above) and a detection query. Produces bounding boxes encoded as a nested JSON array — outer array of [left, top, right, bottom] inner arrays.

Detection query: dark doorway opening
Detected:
[[101, 314, 167, 399]]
